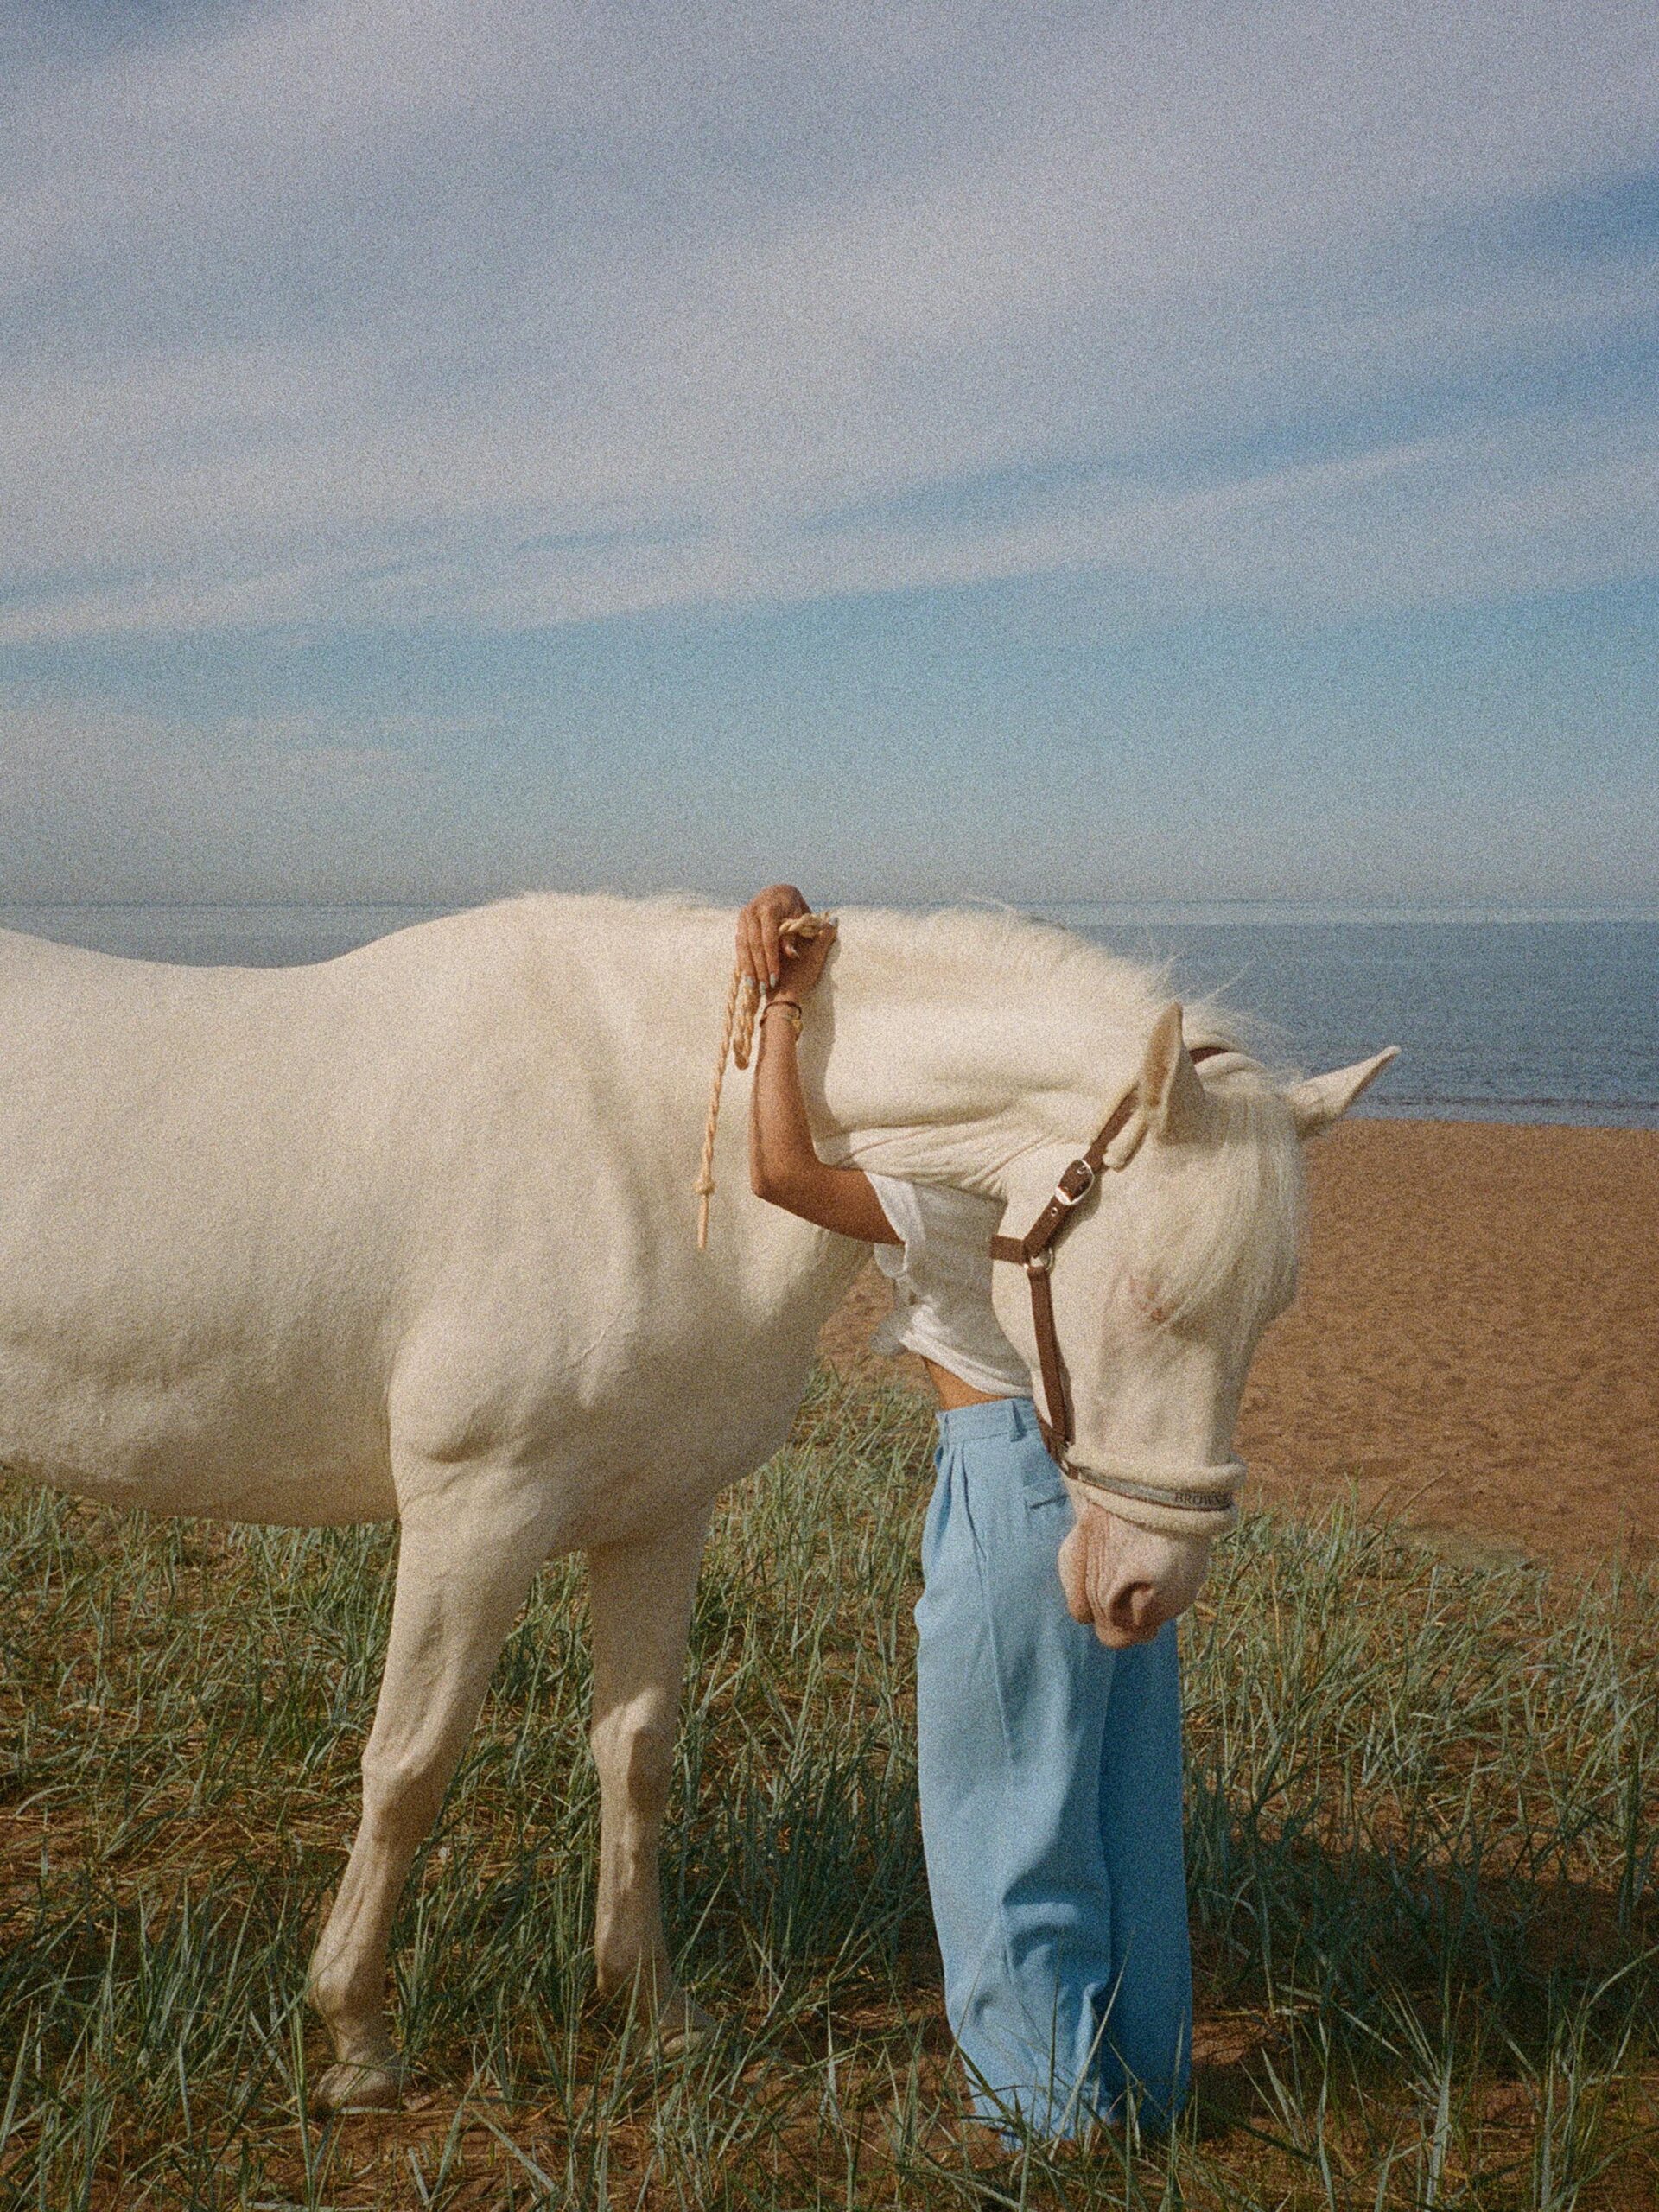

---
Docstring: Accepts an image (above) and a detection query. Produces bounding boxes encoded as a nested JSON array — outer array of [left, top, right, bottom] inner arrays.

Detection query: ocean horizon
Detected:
[[5, 898, 1658, 1131]]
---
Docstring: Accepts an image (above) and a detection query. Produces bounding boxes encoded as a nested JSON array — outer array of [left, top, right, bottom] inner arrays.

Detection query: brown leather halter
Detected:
[[988, 1043, 1243, 1518]]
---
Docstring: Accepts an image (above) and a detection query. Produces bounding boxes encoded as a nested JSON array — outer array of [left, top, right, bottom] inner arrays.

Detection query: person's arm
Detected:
[[739, 887, 899, 1245]]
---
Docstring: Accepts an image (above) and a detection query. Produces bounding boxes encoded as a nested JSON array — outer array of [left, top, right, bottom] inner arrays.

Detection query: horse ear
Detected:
[[1284, 1047, 1399, 1138], [1141, 1001, 1207, 1145]]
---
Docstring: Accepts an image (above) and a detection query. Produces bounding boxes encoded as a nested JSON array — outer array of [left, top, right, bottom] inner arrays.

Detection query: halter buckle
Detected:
[[1053, 1159, 1096, 1208], [1023, 1246, 1053, 1277]]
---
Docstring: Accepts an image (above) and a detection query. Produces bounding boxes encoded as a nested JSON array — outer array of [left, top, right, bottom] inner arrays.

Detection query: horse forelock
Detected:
[[1111, 1071, 1306, 1334]]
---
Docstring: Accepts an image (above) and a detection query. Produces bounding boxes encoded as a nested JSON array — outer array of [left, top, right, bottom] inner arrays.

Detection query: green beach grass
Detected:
[[2, 1370, 1656, 2208]]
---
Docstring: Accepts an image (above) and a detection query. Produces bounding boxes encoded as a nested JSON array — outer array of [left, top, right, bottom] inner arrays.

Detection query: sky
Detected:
[[3, 0, 1656, 908]]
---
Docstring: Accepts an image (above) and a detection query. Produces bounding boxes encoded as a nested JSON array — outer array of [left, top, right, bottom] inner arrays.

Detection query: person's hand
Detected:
[[737, 886, 809, 994], [737, 885, 835, 999], [773, 917, 836, 1001]]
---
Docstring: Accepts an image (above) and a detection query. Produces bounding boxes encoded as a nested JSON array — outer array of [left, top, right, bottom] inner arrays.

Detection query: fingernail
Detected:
[[768, 972, 778, 990]]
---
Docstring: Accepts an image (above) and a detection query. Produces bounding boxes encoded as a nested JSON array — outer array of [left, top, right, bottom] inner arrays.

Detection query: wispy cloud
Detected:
[[3, 0, 1656, 645], [3, 1, 1656, 908]]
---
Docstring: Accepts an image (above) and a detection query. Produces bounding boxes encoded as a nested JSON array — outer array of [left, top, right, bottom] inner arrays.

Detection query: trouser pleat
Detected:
[[915, 1397, 1192, 2136]]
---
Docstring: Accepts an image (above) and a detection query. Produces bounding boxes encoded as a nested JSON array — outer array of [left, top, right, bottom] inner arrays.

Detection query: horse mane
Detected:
[[506, 891, 1306, 1326], [824, 899, 1285, 1055]]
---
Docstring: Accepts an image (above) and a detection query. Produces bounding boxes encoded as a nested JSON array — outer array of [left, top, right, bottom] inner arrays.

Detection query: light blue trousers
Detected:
[[916, 1396, 1192, 2138]]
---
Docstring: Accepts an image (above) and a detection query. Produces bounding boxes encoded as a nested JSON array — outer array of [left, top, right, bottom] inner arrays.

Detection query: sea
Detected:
[[3, 899, 1657, 1130]]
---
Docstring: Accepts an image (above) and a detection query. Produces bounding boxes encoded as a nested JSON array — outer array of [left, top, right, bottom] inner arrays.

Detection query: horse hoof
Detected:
[[310, 2058, 405, 2114], [654, 1992, 720, 2058]]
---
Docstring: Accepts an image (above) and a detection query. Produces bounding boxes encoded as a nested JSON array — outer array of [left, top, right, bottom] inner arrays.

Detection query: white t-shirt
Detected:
[[864, 1173, 1030, 1398]]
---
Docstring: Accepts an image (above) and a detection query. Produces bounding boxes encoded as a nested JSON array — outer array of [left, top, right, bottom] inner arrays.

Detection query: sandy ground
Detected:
[[817, 1120, 1659, 1571]]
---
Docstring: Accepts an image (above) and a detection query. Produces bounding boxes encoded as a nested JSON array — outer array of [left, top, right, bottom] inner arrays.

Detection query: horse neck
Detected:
[[808, 911, 1164, 1196]]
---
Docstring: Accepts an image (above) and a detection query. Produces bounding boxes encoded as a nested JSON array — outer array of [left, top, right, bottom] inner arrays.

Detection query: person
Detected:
[[736, 885, 1192, 2142]]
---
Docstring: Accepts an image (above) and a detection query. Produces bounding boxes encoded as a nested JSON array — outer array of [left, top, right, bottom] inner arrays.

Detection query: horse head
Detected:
[[991, 1003, 1397, 1646]]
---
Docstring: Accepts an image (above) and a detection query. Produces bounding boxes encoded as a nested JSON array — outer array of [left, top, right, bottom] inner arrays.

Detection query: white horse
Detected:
[[0, 895, 1392, 2110]]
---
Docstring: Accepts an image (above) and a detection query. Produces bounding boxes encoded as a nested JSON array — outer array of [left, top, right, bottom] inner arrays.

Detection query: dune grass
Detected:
[[2, 1369, 1656, 2208]]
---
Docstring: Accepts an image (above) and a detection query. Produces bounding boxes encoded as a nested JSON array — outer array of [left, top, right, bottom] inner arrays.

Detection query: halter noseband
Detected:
[[988, 1044, 1244, 1525]]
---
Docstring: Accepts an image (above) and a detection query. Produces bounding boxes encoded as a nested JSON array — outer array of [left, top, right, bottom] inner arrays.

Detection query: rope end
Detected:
[[696, 918, 829, 1249]]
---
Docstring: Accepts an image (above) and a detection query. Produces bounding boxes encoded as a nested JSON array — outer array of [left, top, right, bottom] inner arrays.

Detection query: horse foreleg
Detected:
[[588, 1503, 714, 2051], [306, 1472, 550, 2113]]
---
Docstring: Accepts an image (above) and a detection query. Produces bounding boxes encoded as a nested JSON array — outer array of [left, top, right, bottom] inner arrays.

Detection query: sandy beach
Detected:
[[819, 1119, 1659, 1571]]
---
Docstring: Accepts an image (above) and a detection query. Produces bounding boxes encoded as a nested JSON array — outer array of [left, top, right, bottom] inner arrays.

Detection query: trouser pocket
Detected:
[[1014, 1438, 1071, 1515]]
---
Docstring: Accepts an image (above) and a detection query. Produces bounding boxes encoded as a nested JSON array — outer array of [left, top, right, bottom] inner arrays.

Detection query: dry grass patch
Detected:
[[3, 1372, 1656, 2207]]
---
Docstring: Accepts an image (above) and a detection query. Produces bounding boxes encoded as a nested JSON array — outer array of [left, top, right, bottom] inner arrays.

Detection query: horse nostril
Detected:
[[1112, 1583, 1160, 1634]]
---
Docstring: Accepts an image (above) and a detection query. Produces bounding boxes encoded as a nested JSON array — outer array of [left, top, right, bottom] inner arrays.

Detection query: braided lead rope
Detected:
[[696, 911, 831, 1249]]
